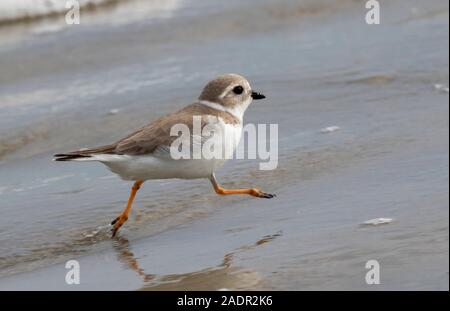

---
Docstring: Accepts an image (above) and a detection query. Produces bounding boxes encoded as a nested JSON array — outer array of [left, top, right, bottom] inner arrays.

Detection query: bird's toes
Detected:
[[111, 225, 120, 238], [260, 192, 276, 199]]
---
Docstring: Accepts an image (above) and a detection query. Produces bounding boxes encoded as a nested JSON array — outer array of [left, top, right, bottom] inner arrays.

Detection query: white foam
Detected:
[[434, 84, 449, 93], [41, 174, 73, 184], [362, 218, 393, 226], [0, 0, 115, 23], [107, 108, 120, 115], [82, 224, 110, 238], [320, 126, 340, 133]]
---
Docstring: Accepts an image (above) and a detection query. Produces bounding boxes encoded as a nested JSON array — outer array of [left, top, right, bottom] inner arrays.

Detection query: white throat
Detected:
[[196, 99, 250, 122]]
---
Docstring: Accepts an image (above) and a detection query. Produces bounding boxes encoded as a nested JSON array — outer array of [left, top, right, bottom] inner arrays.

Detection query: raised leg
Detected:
[[209, 173, 275, 199], [111, 180, 143, 237]]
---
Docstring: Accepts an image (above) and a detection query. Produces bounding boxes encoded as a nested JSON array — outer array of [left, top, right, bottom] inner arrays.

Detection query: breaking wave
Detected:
[[0, 0, 126, 24]]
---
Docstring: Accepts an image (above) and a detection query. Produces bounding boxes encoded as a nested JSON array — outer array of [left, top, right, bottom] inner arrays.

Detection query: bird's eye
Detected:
[[232, 85, 244, 95]]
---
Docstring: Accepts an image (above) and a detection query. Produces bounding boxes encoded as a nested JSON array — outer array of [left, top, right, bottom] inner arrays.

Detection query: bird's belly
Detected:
[[101, 155, 226, 181]]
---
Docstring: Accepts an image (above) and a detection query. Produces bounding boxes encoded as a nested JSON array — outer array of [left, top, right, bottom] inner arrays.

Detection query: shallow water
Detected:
[[0, 0, 448, 290]]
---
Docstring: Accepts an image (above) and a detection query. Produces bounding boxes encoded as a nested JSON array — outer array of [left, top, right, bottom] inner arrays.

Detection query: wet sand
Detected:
[[0, 0, 448, 290]]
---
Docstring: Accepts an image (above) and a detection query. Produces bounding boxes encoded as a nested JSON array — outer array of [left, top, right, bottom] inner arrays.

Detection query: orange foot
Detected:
[[216, 187, 276, 199], [248, 188, 276, 199], [111, 215, 128, 237], [209, 174, 276, 199], [110, 180, 143, 238]]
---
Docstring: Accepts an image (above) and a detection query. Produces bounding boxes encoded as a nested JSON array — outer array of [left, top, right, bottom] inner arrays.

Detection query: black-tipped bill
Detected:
[[251, 91, 265, 100]]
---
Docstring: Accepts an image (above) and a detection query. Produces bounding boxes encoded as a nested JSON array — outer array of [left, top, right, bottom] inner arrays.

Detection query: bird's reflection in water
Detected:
[[113, 231, 282, 290], [113, 237, 156, 283]]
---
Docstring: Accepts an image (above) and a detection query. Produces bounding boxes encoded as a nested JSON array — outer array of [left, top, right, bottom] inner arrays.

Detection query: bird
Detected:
[[54, 74, 275, 237]]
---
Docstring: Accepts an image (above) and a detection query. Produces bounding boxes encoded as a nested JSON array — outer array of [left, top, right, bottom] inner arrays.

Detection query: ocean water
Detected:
[[0, 0, 448, 290]]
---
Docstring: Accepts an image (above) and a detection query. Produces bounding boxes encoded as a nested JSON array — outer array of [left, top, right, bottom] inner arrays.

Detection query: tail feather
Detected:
[[53, 144, 116, 161], [53, 154, 92, 161]]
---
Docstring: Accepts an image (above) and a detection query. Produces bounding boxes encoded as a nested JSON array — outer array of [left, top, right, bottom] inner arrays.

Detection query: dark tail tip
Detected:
[[53, 153, 90, 161]]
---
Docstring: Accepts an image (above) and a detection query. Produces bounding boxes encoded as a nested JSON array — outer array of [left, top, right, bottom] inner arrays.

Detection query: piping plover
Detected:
[[54, 74, 275, 237]]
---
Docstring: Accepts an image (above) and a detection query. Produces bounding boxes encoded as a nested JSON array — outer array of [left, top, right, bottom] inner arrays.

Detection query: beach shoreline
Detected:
[[0, 0, 448, 290]]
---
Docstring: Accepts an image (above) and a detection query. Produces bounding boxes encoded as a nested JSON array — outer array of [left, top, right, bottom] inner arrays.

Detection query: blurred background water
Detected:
[[0, 0, 448, 290]]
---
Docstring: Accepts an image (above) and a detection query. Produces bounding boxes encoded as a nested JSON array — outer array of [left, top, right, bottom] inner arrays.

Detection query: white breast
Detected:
[[222, 122, 242, 159]]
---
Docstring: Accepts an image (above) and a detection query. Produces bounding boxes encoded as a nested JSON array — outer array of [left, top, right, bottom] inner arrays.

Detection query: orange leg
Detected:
[[209, 174, 275, 199], [111, 180, 143, 237]]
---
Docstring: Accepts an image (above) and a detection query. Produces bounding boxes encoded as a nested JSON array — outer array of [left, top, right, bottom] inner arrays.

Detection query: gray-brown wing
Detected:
[[54, 103, 236, 161], [114, 104, 209, 156]]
